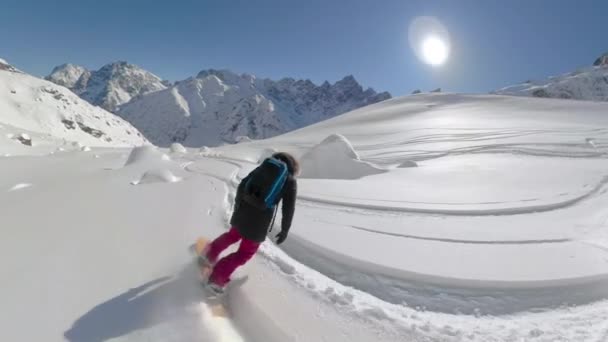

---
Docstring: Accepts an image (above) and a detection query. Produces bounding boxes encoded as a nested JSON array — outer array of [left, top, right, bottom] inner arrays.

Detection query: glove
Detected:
[[275, 231, 288, 245]]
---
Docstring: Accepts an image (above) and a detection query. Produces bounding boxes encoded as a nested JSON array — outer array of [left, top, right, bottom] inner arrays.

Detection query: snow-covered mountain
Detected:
[[47, 62, 167, 112], [0, 58, 148, 148], [494, 52, 608, 101], [118, 69, 391, 146]]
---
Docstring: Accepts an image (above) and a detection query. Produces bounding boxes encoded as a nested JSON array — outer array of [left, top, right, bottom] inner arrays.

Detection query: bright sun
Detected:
[[421, 36, 448, 66]]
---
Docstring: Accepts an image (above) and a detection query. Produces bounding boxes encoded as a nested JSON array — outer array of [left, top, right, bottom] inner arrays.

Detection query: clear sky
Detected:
[[1, 0, 606, 96]]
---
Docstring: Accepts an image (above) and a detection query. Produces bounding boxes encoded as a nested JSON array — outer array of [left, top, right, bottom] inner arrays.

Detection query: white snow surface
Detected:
[[495, 64, 608, 101], [5, 93, 608, 341], [131, 169, 182, 185]]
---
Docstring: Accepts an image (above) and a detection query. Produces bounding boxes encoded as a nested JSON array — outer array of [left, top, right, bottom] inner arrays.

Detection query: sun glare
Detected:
[[421, 36, 448, 66], [408, 17, 451, 67]]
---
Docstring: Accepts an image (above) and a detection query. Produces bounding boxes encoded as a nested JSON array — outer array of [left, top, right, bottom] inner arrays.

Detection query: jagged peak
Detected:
[[97, 61, 150, 75], [49, 63, 88, 74], [594, 52, 608, 66], [340, 75, 357, 83], [331, 75, 363, 95], [333, 75, 361, 89], [47, 60, 167, 112], [102, 60, 130, 68], [197, 68, 238, 80]]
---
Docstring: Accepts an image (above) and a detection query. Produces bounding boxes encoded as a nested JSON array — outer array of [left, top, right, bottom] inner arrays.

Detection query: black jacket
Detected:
[[230, 173, 297, 242]]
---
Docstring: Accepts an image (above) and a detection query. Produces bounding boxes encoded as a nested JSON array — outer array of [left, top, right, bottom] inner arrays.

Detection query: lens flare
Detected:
[[409, 17, 451, 67]]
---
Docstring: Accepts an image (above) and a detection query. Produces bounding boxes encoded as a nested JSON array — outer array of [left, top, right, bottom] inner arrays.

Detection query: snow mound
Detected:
[[398, 160, 418, 168], [125, 146, 170, 166], [169, 142, 187, 154], [131, 169, 181, 185], [258, 148, 278, 162], [299, 134, 387, 179]]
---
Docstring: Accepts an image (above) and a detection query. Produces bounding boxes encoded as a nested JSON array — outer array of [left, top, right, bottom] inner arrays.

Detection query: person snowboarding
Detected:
[[200, 152, 299, 294]]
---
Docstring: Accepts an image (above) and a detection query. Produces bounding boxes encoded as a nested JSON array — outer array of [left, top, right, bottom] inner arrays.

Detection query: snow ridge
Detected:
[[0, 58, 21, 73], [495, 52, 608, 101]]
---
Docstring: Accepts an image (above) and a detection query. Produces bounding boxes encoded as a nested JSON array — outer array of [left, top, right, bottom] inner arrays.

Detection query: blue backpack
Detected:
[[242, 158, 289, 209]]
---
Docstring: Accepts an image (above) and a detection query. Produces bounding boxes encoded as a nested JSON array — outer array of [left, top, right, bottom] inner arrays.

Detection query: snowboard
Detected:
[[193, 237, 214, 282], [191, 236, 250, 318], [191, 237, 230, 317]]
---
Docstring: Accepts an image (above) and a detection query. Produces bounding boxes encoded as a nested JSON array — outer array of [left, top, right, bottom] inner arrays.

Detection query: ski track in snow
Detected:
[[339, 223, 571, 245], [178, 151, 608, 341], [178, 151, 605, 314], [297, 174, 608, 216], [173, 105, 608, 326]]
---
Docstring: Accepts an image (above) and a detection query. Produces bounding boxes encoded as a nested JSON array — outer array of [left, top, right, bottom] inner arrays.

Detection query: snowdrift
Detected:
[[125, 146, 171, 166], [170, 142, 187, 154], [131, 169, 181, 185], [299, 134, 386, 179]]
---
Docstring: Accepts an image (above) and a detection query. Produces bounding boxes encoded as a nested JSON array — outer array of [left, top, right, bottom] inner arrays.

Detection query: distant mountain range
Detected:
[[47, 63, 391, 147], [42, 50, 608, 148]]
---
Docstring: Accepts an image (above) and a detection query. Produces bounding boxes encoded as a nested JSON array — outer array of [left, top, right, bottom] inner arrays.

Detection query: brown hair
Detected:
[[273, 152, 300, 176]]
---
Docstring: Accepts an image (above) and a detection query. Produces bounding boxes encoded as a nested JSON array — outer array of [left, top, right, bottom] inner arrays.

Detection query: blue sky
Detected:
[[1, 0, 606, 96]]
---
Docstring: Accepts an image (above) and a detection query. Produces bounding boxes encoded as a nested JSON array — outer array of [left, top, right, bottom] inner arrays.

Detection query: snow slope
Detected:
[[0, 59, 148, 149], [5, 92, 608, 341], [47, 62, 168, 112], [252, 94, 608, 289], [495, 53, 608, 101], [117, 69, 390, 147], [208, 93, 608, 339]]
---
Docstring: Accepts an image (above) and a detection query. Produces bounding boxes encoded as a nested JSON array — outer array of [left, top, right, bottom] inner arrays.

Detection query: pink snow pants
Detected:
[[206, 226, 260, 287]]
